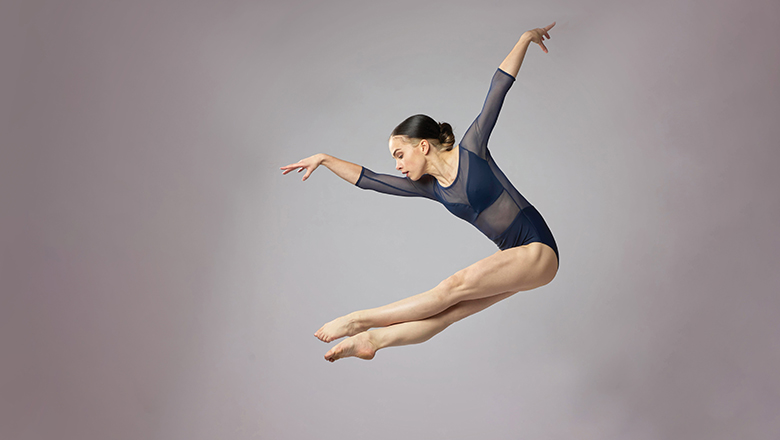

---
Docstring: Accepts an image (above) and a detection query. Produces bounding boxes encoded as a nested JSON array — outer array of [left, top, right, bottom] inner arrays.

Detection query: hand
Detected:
[[280, 154, 323, 181], [523, 22, 555, 53]]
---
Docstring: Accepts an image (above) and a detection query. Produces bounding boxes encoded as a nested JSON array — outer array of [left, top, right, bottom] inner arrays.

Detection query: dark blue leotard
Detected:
[[355, 68, 559, 262]]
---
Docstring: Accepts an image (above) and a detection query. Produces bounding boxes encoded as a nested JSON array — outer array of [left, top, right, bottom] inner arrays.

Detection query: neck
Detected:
[[424, 146, 459, 186]]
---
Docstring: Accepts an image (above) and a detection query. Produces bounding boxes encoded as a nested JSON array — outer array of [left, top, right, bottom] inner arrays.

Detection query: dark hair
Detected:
[[390, 114, 455, 151]]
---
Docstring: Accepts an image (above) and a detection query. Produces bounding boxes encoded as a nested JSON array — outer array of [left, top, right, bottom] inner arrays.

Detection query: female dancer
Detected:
[[281, 23, 558, 362]]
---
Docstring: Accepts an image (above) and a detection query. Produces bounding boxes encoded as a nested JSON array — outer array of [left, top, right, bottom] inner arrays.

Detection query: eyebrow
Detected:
[[391, 149, 401, 157]]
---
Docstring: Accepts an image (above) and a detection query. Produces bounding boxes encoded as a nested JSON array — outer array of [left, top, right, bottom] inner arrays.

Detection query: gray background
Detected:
[[2, 0, 779, 439]]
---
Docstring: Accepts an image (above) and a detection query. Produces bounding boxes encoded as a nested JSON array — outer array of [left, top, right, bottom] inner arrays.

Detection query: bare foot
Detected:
[[324, 332, 377, 362], [314, 313, 364, 343]]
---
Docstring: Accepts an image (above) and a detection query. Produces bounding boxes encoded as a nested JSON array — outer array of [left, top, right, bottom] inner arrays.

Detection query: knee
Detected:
[[438, 269, 471, 299]]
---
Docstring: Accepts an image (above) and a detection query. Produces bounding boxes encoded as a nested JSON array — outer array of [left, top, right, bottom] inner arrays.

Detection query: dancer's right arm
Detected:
[[280, 153, 361, 184], [282, 153, 436, 199]]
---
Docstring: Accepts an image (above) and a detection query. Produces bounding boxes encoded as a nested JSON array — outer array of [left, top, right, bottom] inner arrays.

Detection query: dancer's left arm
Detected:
[[498, 22, 555, 78]]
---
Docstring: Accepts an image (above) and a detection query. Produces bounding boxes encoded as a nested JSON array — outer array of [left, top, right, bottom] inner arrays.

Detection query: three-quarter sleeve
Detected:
[[459, 68, 515, 160], [356, 167, 437, 200]]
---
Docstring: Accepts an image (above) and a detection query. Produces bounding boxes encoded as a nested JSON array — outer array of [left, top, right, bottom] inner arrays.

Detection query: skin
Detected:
[[390, 137, 458, 185], [281, 23, 557, 362]]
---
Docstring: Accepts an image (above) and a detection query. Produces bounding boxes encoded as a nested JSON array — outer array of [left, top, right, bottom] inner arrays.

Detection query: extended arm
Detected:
[[281, 153, 361, 184], [281, 153, 436, 199], [498, 22, 555, 78]]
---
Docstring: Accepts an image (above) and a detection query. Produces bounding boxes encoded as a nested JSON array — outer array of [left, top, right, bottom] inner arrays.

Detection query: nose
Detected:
[[396, 160, 402, 170]]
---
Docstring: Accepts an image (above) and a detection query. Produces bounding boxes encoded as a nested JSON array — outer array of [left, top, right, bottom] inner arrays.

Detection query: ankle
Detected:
[[349, 311, 368, 330], [363, 330, 383, 352]]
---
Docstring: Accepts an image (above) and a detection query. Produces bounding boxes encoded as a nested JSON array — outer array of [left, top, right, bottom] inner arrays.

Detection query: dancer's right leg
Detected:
[[324, 291, 515, 362]]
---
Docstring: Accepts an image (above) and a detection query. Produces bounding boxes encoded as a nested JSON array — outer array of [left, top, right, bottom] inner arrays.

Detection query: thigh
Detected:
[[446, 242, 558, 302]]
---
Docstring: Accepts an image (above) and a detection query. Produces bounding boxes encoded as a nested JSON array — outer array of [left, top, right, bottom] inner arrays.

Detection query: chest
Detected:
[[435, 149, 504, 222]]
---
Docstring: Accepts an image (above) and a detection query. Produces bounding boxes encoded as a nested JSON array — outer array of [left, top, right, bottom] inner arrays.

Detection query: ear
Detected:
[[420, 139, 430, 155]]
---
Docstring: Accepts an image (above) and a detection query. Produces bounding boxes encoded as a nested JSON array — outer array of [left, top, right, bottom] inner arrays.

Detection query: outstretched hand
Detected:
[[524, 22, 555, 53], [280, 154, 323, 181]]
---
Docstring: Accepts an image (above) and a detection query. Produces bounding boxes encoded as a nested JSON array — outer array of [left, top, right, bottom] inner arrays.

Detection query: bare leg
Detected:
[[324, 291, 515, 362], [316, 243, 557, 342]]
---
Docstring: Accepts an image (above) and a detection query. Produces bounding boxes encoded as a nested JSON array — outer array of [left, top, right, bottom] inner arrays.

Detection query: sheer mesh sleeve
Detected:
[[355, 167, 437, 200], [459, 68, 515, 160]]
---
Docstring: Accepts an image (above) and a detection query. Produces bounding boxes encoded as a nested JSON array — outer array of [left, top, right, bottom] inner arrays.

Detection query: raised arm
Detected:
[[498, 22, 555, 78], [458, 23, 557, 159]]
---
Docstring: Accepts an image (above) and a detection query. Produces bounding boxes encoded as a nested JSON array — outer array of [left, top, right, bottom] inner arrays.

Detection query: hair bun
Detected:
[[390, 114, 455, 151], [438, 122, 455, 147]]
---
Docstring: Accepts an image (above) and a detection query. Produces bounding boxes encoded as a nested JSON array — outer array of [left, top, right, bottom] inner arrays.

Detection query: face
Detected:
[[389, 136, 427, 180]]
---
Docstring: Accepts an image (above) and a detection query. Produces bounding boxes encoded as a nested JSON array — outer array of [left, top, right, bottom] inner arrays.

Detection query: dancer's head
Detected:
[[388, 114, 455, 180]]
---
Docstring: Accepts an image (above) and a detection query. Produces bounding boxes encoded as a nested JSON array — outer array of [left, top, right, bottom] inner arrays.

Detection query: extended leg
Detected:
[[324, 291, 516, 362], [315, 243, 557, 342]]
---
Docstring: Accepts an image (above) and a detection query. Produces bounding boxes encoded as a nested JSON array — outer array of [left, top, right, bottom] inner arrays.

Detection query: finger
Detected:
[[546, 22, 556, 31], [540, 41, 548, 53], [302, 170, 313, 181], [297, 168, 304, 173]]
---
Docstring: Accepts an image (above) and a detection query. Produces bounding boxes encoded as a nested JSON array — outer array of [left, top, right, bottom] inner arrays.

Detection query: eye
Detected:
[[398, 154, 403, 159]]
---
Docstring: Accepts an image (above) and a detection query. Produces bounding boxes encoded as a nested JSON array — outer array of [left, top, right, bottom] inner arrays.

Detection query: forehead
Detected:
[[388, 136, 408, 153]]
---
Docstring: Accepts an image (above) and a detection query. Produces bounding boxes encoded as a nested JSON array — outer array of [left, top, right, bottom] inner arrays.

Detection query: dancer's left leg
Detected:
[[316, 242, 557, 343], [324, 291, 516, 362]]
